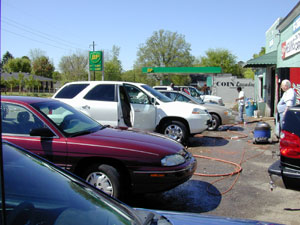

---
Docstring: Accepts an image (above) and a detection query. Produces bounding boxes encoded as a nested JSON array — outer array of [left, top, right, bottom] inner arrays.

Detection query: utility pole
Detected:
[[89, 41, 96, 81]]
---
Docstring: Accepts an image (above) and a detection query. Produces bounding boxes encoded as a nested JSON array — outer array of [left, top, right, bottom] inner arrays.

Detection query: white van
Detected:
[[53, 81, 211, 144]]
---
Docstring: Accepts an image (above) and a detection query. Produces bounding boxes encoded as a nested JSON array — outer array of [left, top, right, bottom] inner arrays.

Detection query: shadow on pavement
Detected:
[[189, 136, 229, 147], [125, 180, 222, 213]]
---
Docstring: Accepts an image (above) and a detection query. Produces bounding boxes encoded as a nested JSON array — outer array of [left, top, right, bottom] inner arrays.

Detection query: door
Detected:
[[1, 102, 68, 168], [79, 84, 119, 126], [123, 84, 156, 131]]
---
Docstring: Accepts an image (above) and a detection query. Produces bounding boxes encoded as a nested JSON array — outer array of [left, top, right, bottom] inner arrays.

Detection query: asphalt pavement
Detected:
[[125, 118, 300, 225]]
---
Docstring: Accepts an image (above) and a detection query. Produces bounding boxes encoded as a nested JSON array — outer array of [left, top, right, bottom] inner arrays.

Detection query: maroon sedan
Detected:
[[1, 96, 196, 199]]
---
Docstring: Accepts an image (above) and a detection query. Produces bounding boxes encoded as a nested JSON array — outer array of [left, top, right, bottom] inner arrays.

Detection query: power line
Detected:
[[3, 28, 74, 51], [2, 17, 88, 51]]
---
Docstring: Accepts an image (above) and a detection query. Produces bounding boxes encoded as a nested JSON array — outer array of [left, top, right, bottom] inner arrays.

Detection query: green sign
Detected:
[[142, 67, 222, 74], [89, 51, 103, 71]]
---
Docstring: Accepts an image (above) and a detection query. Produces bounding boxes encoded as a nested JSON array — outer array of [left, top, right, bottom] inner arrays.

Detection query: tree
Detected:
[[59, 51, 88, 83], [29, 48, 46, 62], [101, 45, 122, 81], [1, 51, 14, 67], [7, 76, 18, 93], [32, 56, 55, 78], [24, 75, 36, 92], [198, 48, 244, 77], [17, 73, 24, 93], [243, 68, 255, 79], [253, 47, 266, 59], [3, 58, 31, 73], [136, 29, 194, 83]]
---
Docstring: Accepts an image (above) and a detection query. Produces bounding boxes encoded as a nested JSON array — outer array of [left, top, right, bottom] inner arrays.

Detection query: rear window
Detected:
[[55, 84, 89, 99], [283, 106, 300, 137]]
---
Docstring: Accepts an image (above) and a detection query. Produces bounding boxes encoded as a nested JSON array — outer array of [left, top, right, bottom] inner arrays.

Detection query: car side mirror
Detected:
[[151, 97, 157, 105], [30, 128, 55, 137]]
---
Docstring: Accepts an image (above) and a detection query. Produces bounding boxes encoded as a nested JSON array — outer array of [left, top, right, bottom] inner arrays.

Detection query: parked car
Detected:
[[159, 90, 237, 131], [0, 141, 282, 225], [1, 96, 197, 199], [153, 85, 224, 106], [53, 81, 211, 144], [268, 105, 300, 191]]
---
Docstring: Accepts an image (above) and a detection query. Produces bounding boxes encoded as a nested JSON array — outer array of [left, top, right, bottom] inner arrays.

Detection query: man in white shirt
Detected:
[[277, 79, 296, 128], [236, 87, 245, 123]]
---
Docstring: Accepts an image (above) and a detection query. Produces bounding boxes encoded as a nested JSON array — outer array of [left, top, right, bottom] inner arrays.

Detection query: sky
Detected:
[[1, 0, 299, 72]]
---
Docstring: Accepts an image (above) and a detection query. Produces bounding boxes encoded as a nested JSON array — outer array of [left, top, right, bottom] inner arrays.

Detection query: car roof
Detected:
[[1, 95, 55, 104], [63, 80, 147, 86]]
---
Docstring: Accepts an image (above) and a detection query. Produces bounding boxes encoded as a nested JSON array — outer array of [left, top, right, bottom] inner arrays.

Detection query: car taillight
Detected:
[[280, 130, 300, 159]]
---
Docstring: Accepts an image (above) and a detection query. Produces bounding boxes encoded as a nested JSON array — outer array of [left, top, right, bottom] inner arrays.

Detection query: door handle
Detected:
[[82, 105, 90, 110]]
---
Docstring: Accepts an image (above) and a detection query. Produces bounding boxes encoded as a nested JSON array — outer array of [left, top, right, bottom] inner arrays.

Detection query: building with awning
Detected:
[[244, 1, 300, 117]]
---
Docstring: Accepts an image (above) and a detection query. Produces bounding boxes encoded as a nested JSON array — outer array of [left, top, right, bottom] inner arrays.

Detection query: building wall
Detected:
[[213, 75, 255, 108], [265, 18, 282, 54]]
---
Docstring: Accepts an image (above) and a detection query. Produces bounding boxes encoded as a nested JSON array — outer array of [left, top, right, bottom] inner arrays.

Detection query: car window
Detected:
[[141, 85, 172, 103], [55, 84, 89, 99], [84, 84, 115, 101], [177, 94, 190, 102], [1, 103, 45, 135], [31, 100, 101, 136], [124, 85, 150, 104], [283, 109, 300, 136], [1, 142, 134, 225]]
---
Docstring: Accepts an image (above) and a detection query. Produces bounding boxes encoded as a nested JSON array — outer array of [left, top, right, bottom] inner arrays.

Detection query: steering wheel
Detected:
[[6, 201, 35, 225]]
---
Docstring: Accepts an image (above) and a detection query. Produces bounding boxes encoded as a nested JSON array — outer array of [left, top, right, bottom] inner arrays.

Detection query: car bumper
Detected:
[[130, 156, 197, 194], [268, 160, 300, 191], [188, 114, 211, 134]]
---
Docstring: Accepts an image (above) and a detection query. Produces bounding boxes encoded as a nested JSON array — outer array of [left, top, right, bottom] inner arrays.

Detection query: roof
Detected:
[[244, 51, 277, 68], [1, 72, 53, 81], [277, 1, 300, 32]]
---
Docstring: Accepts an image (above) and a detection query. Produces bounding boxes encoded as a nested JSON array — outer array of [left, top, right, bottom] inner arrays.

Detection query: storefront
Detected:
[[245, 2, 300, 117]]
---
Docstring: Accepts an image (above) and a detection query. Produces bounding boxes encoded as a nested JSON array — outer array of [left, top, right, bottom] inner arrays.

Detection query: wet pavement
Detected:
[[125, 119, 300, 225]]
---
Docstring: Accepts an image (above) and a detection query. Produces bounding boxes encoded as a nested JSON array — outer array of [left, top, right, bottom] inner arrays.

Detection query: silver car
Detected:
[[160, 90, 237, 131]]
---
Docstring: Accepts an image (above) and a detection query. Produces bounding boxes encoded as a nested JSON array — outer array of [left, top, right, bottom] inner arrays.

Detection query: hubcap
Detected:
[[86, 172, 113, 196], [164, 124, 183, 141]]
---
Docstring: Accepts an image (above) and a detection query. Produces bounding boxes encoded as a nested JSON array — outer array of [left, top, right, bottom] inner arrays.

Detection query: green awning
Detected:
[[244, 51, 277, 68]]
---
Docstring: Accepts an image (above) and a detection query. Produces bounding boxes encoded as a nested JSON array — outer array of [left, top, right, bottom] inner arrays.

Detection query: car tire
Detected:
[[208, 114, 220, 131], [83, 164, 122, 198], [161, 120, 188, 144]]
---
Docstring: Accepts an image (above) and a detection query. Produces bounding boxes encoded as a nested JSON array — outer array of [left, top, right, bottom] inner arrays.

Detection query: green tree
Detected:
[[101, 46, 122, 81], [243, 68, 255, 79], [7, 76, 18, 93], [3, 58, 31, 73], [1, 51, 14, 68], [32, 56, 55, 78], [253, 47, 266, 59], [198, 48, 244, 77], [24, 75, 36, 92], [1, 76, 8, 93], [136, 29, 194, 83], [17, 73, 25, 93], [59, 51, 88, 83], [121, 68, 156, 86]]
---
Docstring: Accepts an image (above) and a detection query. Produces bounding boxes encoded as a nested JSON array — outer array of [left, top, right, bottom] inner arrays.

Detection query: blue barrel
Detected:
[[245, 104, 254, 116]]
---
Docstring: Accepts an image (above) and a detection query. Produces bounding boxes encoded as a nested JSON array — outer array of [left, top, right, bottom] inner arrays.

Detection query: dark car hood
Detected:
[[135, 209, 282, 225], [72, 126, 184, 157]]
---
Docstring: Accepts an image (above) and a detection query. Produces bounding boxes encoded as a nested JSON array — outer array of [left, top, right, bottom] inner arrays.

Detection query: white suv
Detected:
[[53, 81, 211, 144]]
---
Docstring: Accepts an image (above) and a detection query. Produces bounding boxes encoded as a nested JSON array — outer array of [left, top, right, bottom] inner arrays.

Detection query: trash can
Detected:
[[245, 105, 254, 117], [253, 122, 272, 144]]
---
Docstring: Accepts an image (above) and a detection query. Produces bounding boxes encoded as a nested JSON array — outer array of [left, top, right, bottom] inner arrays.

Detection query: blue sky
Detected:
[[1, 0, 299, 71]]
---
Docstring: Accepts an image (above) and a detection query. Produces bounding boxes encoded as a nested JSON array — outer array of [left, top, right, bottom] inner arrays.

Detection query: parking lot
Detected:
[[125, 119, 300, 225]]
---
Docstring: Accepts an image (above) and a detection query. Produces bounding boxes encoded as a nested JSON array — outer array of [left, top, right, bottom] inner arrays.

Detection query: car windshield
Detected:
[[1, 141, 139, 225], [141, 85, 173, 102], [31, 100, 102, 137]]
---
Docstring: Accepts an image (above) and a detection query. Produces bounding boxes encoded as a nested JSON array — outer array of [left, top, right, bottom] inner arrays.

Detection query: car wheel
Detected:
[[161, 120, 188, 144], [83, 164, 121, 198], [208, 114, 220, 131]]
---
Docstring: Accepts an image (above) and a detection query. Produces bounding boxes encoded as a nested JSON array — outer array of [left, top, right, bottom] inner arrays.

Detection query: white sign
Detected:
[[293, 16, 300, 33], [281, 30, 300, 59]]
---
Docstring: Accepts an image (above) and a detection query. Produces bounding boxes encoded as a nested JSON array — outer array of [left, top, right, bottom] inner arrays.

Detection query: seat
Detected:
[[17, 111, 35, 134]]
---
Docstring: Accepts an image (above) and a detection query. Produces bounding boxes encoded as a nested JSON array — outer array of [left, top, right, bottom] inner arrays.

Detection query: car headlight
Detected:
[[192, 108, 206, 114], [161, 154, 185, 166]]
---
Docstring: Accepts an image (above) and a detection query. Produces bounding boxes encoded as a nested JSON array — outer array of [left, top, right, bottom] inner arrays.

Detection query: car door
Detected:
[[1, 102, 68, 168], [78, 84, 119, 126], [123, 84, 156, 131]]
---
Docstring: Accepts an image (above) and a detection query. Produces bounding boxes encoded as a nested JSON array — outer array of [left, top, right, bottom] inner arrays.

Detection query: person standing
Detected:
[[170, 83, 175, 90], [236, 87, 245, 123], [277, 79, 296, 129]]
